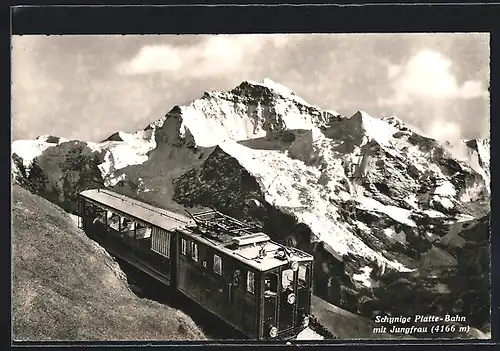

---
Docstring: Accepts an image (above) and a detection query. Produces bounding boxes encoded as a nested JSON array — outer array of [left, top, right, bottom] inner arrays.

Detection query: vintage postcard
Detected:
[[11, 33, 491, 342]]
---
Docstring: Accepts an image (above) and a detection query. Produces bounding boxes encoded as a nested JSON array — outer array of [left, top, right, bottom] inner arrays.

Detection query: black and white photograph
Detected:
[[11, 33, 491, 342]]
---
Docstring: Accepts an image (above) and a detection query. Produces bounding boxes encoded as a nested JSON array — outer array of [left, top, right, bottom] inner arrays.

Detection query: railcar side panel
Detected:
[[78, 195, 177, 285], [175, 232, 260, 338]]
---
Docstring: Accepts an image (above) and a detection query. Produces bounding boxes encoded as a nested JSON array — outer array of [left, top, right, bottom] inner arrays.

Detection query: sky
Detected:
[[11, 34, 490, 143]]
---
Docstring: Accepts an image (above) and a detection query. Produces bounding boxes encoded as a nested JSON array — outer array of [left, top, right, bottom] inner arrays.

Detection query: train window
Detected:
[[92, 209, 106, 225], [282, 269, 294, 292], [107, 211, 121, 231], [247, 271, 255, 294], [181, 238, 187, 255], [121, 217, 130, 229], [264, 273, 278, 298], [84, 201, 94, 216], [233, 269, 241, 287], [191, 242, 199, 262], [213, 254, 222, 275], [120, 217, 135, 238], [298, 264, 308, 287], [135, 221, 151, 239]]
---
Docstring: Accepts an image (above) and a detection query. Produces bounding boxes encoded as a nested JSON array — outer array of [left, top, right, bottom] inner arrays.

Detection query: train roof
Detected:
[[178, 227, 313, 272], [79, 189, 313, 272], [79, 189, 194, 230]]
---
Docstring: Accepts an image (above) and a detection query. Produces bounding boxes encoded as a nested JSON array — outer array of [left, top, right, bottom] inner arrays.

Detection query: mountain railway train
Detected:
[[77, 189, 314, 340]]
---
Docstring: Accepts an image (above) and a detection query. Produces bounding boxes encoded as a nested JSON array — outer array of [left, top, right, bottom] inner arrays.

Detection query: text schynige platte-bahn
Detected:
[[372, 315, 470, 335], [376, 315, 466, 324]]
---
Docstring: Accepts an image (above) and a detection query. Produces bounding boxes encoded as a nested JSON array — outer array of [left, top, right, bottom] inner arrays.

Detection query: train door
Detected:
[[278, 267, 297, 332], [225, 264, 258, 337], [224, 262, 242, 327], [296, 262, 312, 327], [262, 272, 279, 338]]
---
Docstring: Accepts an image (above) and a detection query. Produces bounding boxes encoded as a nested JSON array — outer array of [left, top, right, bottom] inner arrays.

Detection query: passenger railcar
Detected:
[[77, 189, 314, 340]]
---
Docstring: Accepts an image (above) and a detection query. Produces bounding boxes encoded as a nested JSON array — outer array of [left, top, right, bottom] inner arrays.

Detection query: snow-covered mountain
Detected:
[[11, 78, 491, 334]]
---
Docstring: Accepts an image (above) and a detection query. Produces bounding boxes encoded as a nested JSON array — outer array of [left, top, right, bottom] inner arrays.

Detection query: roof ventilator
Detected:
[[231, 232, 270, 247]]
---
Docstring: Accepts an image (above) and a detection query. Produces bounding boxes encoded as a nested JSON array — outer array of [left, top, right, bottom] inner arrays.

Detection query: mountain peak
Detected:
[[249, 77, 298, 96], [36, 135, 68, 144], [349, 110, 398, 146], [229, 78, 313, 107]]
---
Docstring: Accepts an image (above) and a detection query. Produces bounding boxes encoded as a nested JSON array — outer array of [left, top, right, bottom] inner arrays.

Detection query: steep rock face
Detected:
[[464, 138, 491, 192], [152, 79, 338, 150], [11, 79, 491, 333], [447, 214, 490, 329], [12, 141, 105, 213], [12, 129, 160, 212], [363, 213, 490, 336]]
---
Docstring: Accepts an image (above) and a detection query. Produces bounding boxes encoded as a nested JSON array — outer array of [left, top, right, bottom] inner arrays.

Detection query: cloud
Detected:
[[428, 119, 462, 142], [116, 35, 289, 78], [12, 35, 490, 142], [379, 50, 488, 105]]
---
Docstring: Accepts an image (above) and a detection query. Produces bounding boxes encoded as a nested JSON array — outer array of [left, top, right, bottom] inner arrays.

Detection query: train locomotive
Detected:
[[77, 189, 314, 340]]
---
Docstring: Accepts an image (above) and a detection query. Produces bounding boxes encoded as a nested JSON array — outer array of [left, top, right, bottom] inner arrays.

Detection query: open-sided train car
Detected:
[[77, 189, 314, 340]]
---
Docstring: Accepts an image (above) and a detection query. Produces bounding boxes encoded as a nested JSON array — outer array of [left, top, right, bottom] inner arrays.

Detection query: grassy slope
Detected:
[[12, 185, 206, 341]]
